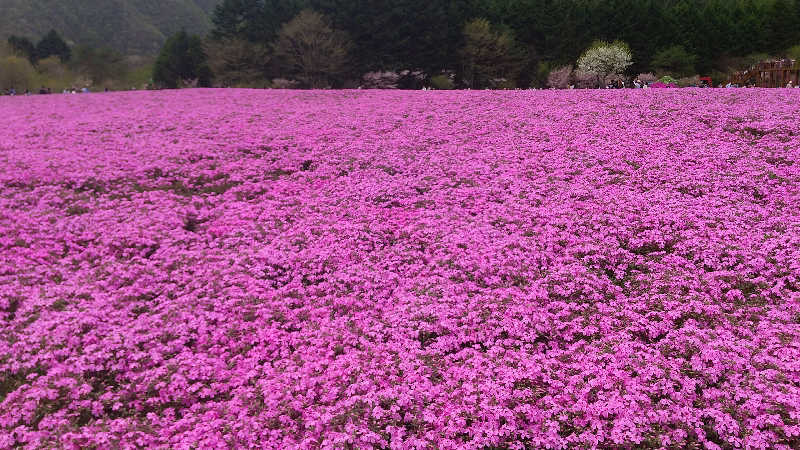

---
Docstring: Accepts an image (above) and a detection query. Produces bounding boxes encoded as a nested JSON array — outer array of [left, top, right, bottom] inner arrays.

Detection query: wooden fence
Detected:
[[732, 59, 799, 87]]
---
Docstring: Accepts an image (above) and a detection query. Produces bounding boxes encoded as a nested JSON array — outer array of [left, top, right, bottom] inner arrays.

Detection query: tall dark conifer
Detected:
[[153, 31, 212, 88], [36, 29, 71, 62]]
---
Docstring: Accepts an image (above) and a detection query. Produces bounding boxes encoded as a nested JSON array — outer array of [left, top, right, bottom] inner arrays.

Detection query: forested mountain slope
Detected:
[[0, 0, 215, 55]]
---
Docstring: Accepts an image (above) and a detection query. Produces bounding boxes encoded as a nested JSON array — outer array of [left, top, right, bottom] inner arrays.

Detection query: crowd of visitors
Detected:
[[2, 80, 798, 95], [0, 86, 116, 95], [722, 81, 798, 88]]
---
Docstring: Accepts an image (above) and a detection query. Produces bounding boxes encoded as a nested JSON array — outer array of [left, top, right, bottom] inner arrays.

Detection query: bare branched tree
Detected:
[[205, 38, 270, 87], [273, 10, 352, 89]]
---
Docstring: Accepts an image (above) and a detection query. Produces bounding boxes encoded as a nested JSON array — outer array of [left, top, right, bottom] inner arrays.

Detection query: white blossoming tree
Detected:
[[576, 41, 633, 88]]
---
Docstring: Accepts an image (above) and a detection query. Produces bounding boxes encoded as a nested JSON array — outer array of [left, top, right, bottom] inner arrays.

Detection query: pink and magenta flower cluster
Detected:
[[1, 89, 799, 448]]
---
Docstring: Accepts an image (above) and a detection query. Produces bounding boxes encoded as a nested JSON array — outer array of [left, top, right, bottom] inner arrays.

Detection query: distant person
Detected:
[[39, 86, 47, 95], [81, 87, 89, 93], [787, 81, 794, 88]]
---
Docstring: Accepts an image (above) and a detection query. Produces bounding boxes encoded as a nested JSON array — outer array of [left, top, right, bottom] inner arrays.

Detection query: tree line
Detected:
[[151, 0, 800, 89], [6, 0, 798, 91], [2, 30, 154, 92]]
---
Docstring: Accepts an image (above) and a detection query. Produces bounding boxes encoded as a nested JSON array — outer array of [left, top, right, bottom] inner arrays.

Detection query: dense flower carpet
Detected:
[[1, 89, 799, 448]]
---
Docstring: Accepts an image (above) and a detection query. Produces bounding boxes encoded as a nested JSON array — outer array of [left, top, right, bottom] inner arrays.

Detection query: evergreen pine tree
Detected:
[[153, 31, 212, 89], [35, 29, 71, 62]]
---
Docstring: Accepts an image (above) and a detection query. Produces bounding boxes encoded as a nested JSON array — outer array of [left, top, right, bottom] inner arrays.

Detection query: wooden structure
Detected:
[[732, 59, 799, 87]]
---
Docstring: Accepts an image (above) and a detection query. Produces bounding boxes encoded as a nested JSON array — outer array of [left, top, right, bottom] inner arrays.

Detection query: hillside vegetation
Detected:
[[0, 0, 215, 56]]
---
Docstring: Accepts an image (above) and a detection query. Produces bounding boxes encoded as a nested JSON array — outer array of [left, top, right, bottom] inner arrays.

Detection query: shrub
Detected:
[[0, 55, 38, 90], [677, 75, 701, 87], [271, 78, 300, 89], [430, 73, 455, 90], [116, 63, 153, 91], [658, 75, 679, 85], [650, 82, 676, 88], [651, 76, 678, 88], [547, 65, 572, 89], [71, 46, 127, 85], [36, 55, 69, 79], [489, 77, 516, 89], [34, 55, 81, 91], [397, 70, 425, 89], [361, 71, 400, 89]]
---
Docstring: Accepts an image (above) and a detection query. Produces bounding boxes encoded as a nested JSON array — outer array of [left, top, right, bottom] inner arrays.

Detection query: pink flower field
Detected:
[[1, 89, 799, 449]]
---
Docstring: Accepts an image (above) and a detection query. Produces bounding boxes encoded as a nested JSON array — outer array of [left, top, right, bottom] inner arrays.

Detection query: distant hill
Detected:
[[0, 0, 219, 56]]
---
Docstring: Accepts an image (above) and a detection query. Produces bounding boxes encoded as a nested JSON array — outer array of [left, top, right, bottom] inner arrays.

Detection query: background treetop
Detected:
[[208, 0, 800, 77]]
